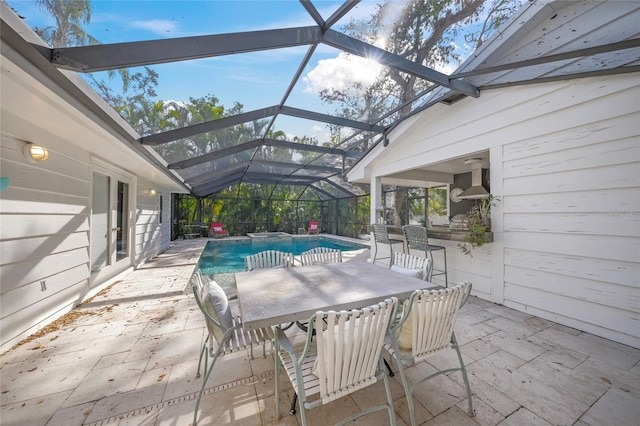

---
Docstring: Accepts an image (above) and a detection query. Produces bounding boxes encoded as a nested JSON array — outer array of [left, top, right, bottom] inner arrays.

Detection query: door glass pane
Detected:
[[91, 173, 110, 271], [116, 181, 129, 261], [428, 186, 449, 226], [407, 198, 426, 225]]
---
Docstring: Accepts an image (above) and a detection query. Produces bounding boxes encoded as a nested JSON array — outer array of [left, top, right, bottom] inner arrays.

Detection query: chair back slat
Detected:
[[300, 247, 343, 266], [245, 250, 294, 271], [313, 298, 397, 403], [392, 252, 432, 281], [410, 282, 470, 360]]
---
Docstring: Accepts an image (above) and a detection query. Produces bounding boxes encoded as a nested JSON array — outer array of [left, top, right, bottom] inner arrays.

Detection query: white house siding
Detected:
[[134, 182, 170, 265], [500, 80, 640, 349], [0, 134, 176, 353], [352, 73, 639, 348], [0, 28, 185, 352]]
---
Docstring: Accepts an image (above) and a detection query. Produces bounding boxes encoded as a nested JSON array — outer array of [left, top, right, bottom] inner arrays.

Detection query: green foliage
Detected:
[[328, 0, 524, 119], [34, 0, 131, 95], [34, 0, 96, 48], [428, 187, 447, 216], [458, 194, 499, 256]]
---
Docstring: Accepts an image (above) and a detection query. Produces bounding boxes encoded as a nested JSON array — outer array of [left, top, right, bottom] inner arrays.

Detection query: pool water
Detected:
[[198, 237, 367, 274]]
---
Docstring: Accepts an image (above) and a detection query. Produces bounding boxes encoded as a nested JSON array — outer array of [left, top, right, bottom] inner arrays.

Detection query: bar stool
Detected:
[[371, 224, 405, 266], [403, 225, 448, 287]]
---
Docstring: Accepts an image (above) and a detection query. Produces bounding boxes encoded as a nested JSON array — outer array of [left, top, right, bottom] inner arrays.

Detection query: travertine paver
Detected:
[[0, 238, 638, 426]]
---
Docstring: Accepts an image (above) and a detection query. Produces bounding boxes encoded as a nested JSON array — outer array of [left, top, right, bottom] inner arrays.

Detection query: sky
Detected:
[[5, 0, 498, 142], [7, 0, 392, 140]]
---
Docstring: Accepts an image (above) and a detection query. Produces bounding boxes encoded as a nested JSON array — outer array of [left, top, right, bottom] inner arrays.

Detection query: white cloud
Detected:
[[130, 19, 178, 36], [303, 52, 383, 96]]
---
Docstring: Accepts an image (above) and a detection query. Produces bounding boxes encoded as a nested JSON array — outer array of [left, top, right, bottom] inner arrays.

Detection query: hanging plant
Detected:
[[459, 194, 499, 256]]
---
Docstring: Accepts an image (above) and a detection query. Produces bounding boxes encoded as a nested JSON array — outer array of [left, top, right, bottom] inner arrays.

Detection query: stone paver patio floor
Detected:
[[1, 239, 638, 426]]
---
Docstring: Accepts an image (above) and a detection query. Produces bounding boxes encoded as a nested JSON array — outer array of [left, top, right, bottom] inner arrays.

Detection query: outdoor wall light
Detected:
[[147, 188, 158, 196], [24, 143, 49, 162]]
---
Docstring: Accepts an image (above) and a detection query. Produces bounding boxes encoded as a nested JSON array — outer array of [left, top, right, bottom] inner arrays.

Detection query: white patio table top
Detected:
[[235, 261, 438, 330]]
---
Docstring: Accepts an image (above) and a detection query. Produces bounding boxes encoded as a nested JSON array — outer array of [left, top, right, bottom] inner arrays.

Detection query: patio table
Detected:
[[235, 261, 438, 330]]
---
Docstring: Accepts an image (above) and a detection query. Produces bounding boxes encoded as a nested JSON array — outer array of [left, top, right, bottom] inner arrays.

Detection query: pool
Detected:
[[198, 236, 367, 274]]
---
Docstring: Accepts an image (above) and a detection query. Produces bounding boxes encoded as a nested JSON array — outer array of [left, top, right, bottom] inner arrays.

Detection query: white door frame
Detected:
[[90, 159, 136, 286]]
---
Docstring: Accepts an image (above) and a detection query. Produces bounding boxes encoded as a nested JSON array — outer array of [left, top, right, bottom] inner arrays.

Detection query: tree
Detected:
[[322, 0, 523, 224], [335, 0, 523, 116], [34, 0, 97, 48], [34, 0, 131, 95]]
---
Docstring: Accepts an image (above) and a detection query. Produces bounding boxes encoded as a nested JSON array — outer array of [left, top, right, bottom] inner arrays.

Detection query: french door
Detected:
[[90, 164, 134, 284]]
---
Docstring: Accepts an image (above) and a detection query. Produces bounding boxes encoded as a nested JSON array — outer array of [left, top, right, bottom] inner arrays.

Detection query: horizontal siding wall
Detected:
[[367, 73, 639, 347], [0, 43, 184, 354], [501, 78, 640, 348], [0, 135, 174, 352], [134, 182, 168, 264], [0, 135, 93, 352]]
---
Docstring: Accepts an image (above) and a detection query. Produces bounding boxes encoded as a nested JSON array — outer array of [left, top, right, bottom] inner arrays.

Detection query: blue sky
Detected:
[[7, 0, 386, 140], [6, 1, 507, 141]]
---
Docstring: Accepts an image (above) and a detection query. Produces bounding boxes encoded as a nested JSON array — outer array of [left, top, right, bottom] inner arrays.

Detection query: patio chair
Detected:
[[307, 221, 319, 234], [275, 297, 399, 426], [244, 250, 294, 271], [300, 247, 342, 266], [371, 223, 405, 265], [209, 222, 229, 238], [390, 252, 432, 281], [383, 282, 474, 426], [403, 224, 448, 287], [191, 270, 274, 426]]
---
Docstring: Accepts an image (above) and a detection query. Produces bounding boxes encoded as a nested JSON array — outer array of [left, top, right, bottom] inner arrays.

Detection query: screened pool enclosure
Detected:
[[13, 0, 637, 240]]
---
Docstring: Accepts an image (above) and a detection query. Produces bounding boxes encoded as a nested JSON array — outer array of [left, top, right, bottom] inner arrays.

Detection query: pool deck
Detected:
[[1, 237, 638, 426]]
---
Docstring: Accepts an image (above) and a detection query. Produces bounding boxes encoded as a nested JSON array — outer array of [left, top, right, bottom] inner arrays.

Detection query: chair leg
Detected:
[[384, 358, 394, 376], [193, 348, 221, 426], [275, 342, 281, 419], [290, 392, 298, 415], [382, 370, 398, 426], [442, 247, 448, 288], [391, 347, 417, 426], [452, 333, 474, 416], [197, 337, 209, 378], [298, 392, 308, 426]]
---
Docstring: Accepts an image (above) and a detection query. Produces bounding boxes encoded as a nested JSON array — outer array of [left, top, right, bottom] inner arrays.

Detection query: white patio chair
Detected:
[[275, 297, 399, 426], [300, 247, 343, 266], [245, 250, 295, 271], [191, 270, 274, 426], [390, 252, 432, 281], [383, 282, 474, 426]]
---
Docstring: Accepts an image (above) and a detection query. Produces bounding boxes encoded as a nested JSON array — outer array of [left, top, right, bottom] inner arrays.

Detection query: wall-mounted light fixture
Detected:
[[147, 188, 158, 197], [23, 143, 50, 162]]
